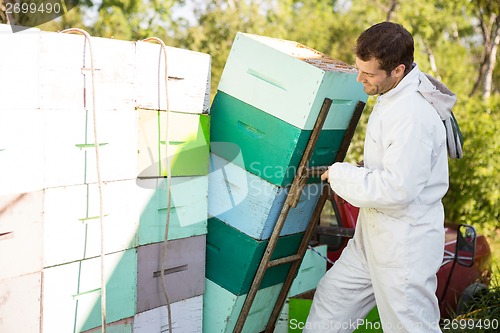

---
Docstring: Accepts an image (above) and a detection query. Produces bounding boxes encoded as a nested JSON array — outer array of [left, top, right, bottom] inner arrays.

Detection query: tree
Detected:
[[469, 0, 500, 99]]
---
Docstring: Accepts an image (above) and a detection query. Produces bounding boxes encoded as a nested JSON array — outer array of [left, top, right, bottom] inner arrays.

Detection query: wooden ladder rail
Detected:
[[232, 99, 366, 333]]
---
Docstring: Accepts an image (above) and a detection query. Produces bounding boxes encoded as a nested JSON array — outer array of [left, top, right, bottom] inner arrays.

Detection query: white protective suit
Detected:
[[305, 64, 453, 333]]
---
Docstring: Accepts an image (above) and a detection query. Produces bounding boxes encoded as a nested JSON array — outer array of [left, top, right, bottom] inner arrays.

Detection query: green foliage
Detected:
[[443, 95, 500, 237]]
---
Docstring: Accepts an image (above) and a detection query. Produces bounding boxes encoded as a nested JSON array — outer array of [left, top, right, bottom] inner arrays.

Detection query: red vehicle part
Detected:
[[315, 192, 492, 318]]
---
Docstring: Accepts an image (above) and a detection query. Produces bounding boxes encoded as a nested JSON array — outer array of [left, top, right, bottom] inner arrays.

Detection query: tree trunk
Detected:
[[425, 42, 441, 81], [483, 23, 500, 99]]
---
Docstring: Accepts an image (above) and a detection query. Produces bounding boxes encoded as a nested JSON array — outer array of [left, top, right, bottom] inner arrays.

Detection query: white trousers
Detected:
[[304, 206, 444, 333]]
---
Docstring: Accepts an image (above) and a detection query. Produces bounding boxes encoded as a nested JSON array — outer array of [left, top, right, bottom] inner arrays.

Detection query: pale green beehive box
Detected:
[[218, 32, 367, 130], [289, 245, 327, 297], [136, 176, 208, 245], [42, 249, 137, 333], [203, 279, 284, 333]]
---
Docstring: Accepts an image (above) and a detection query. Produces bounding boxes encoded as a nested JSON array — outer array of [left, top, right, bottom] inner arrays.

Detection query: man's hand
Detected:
[[321, 167, 330, 183]]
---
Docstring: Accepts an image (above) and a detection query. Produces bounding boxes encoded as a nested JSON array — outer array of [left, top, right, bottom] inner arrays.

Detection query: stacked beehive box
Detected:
[[206, 33, 367, 332], [0, 24, 210, 332]]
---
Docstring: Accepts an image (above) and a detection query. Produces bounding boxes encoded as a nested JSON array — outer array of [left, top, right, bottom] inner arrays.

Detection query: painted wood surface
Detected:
[[2, 27, 211, 114], [203, 279, 283, 333], [43, 181, 139, 268], [135, 42, 211, 114], [38, 32, 136, 112], [0, 110, 137, 195], [81, 318, 134, 333], [210, 92, 346, 186], [2, 109, 138, 192], [136, 176, 208, 246], [218, 32, 367, 130], [0, 109, 45, 195], [137, 110, 210, 177], [0, 272, 41, 333], [136, 235, 206, 313], [206, 217, 303, 295], [289, 245, 327, 297], [134, 295, 203, 333], [43, 109, 137, 188], [0, 26, 39, 110], [209, 154, 321, 239], [0, 191, 43, 279], [274, 299, 289, 333], [42, 249, 137, 332]]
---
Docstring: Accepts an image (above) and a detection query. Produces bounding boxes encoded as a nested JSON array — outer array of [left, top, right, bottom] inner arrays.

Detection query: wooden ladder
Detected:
[[232, 98, 365, 333]]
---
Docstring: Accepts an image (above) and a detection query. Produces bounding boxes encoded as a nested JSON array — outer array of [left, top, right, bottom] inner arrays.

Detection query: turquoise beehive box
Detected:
[[210, 92, 346, 186], [217, 32, 367, 131]]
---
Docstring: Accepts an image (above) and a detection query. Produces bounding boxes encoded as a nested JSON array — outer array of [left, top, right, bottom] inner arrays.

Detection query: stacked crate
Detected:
[[206, 32, 367, 332], [133, 39, 210, 333], [0, 24, 210, 333]]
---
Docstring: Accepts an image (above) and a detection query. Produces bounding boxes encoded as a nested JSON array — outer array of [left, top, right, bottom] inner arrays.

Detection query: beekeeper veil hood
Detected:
[[418, 71, 463, 159]]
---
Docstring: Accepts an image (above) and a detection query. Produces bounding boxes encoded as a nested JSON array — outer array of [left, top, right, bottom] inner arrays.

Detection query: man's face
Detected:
[[355, 57, 402, 95]]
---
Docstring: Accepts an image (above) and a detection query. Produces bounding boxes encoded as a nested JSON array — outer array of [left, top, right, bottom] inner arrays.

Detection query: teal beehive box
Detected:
[[206, 217, 303, 295], [210, 91, 346, 186], [218, 32, 367, 131]]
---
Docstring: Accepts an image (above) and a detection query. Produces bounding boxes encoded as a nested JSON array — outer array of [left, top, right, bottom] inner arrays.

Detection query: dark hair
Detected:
[[355, 22, 414, 75]]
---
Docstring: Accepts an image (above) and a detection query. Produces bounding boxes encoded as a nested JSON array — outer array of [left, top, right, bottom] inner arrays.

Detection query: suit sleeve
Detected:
[[328, 116, 433, 209]]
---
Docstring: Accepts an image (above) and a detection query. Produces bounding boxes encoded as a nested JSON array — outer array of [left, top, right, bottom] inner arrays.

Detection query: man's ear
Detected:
[[392, 64, 406, 78]]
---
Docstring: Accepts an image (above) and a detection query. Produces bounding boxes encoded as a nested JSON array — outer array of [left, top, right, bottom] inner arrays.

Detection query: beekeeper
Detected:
[[305, 22, 456, 333]]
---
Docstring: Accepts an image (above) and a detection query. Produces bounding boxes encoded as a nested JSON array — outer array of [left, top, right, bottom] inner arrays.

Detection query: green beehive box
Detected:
[[210, 91, 345, 186], [138, 110, 210, 178], [206, 217, 303, 295]]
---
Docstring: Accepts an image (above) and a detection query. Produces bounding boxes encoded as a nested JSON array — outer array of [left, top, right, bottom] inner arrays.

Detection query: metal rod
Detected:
[[232, 98, 332, 333], [315, 225, 355, 238]]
